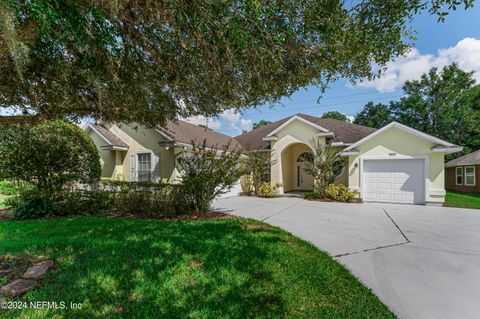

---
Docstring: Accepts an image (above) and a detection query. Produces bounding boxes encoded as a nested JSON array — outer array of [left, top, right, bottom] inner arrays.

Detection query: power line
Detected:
[[274, 90, 401, 106], [214, 93, 404, 134]]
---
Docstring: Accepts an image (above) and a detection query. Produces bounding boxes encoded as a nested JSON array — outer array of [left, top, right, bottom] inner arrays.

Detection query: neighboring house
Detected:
[[235, 113, 462, 205], [445, 150, 480, 193], [85, 119, 242, 184]]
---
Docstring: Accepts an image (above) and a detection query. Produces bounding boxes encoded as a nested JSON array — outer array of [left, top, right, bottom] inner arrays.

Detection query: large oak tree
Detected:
[[0, 0, 473, 125]]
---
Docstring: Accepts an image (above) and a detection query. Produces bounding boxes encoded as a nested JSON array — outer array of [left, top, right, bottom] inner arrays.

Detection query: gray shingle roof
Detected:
[[89, 123, 129, 149], [234, 113, 377, 150], [445, 150, 480, 167], [160, 119, 243, 151]]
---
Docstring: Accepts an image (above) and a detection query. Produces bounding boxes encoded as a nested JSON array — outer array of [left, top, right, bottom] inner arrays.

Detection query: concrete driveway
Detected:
[[213, 196, 480, 319]]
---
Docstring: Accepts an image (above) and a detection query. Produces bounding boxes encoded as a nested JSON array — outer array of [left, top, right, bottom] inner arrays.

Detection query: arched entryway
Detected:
[[280, 143, 314, 192]]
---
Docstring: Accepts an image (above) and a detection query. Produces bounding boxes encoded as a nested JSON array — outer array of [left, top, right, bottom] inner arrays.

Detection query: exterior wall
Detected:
[[270, 120, 325, 193], [88, 132, 116, 179], [347, 127, 447, 204], [88, 124, 176, 183], [334, 157, 349, 186], [446, 165, 480, 193], [109, 124, 175, 182]]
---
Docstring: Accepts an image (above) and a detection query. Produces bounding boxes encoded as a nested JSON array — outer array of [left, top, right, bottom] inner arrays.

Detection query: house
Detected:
[[445, 150, 480, 193], [85, 119, 242, 183], [235, 114, 462, 205], [87, 113, 462, 205]]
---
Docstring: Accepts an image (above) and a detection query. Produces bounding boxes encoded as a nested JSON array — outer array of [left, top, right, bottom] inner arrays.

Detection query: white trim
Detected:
[[430, 189, 446, 196], [262, 136, 278, 141], [360, 155, 429, 205], [432, 146, 463, 153], [456, 167, 463, 185], [316, 132, 335, 137], [465, 166, 476, 186], [86, 123, 113, 146], [342, 122, 455, 153], [101, 146, 129, 151], [155, 128, 174, 141], [340, 151, 359, 157], [330, 142, 352, 147], [265, 115, 331, 138]]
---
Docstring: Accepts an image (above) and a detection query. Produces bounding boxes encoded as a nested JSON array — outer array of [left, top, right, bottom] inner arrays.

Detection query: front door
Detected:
[[296, 152, 314, 190]]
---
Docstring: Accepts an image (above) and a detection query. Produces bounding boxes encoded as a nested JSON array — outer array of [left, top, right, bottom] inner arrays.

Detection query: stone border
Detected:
[[0, 254, 54, 298]]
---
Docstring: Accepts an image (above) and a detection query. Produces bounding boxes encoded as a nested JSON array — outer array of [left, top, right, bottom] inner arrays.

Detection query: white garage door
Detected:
[[363, 159, 425, 204]]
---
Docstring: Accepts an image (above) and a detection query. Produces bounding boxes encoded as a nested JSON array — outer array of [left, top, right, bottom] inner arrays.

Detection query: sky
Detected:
[[188, 5, 480, 137]]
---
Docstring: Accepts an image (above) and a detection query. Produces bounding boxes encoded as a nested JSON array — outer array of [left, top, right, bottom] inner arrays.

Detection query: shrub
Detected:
[[11, 195, 54, 220], [242, 150, 271, 196], [115, 184, 176, 217], [258, 182, 278, 198], [323, 184, 356, 202], [0, 180, 17, 195], [304, 192, 320, 200], [240, 175, 254, 195], [54, 190, 115, 216], [0, 120, 101, 200], [176, 142, 241, 213]]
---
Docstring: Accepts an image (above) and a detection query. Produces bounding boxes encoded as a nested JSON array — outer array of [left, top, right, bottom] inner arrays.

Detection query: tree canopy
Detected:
[[354, 64, 480, 156], [0, 0, 473, 125], [321, 111, 349, 122], [353, 102, 393, 128], [252, 120, 272, 130]]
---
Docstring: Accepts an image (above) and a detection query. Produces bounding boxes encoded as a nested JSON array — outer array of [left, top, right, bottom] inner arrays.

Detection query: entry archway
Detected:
[[280, 143, 314, 192]]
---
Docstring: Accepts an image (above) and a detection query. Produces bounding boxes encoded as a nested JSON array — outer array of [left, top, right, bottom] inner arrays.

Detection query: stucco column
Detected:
[[270, 142, 284, 194]]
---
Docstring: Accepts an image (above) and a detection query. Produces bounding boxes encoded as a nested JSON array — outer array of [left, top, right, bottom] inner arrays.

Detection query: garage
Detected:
[[363, 159, 425, 204]]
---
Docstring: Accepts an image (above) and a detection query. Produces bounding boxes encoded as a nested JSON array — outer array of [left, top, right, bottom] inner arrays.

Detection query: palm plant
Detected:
[[304, 139, 345, 197]]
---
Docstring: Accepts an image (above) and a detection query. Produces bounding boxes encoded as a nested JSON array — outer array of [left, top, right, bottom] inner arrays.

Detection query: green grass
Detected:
[[0, 217, 394, 319], [445, 190, 480, 209]]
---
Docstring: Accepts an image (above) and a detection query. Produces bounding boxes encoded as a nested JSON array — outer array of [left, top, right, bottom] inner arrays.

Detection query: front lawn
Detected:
[[0, 217, 394, 319], [445, 190, 480, 209]]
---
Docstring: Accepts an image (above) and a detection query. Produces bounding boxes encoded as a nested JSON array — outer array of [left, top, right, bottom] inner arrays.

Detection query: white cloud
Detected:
[[219, 109, 241, 123], [358, 38, 480, 92], [185, 109, 252, 135], [184, 115, 222, 130], [240, 119, 253, 131]]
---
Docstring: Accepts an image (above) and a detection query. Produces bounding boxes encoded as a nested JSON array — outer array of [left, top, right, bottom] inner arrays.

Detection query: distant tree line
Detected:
[[353, 64, 480, 157]]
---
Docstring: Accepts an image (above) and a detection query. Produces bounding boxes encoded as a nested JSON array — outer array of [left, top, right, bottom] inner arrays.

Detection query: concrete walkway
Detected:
[[213, 196, 480, 319]]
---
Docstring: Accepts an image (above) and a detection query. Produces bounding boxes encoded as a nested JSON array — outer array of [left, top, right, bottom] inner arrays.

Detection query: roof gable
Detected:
[[341, 122, 458, 154], [234, 113, 376, 150], [86, 123, 129, 150], [264, 115, 332, 139]]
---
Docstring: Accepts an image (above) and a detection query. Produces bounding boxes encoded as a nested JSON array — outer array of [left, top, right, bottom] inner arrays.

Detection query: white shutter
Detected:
[[129, 154, 136, 181], [152, 152, 160, 182]]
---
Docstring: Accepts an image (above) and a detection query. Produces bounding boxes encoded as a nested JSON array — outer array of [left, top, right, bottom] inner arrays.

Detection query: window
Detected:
[[137, 153, 152, 181], [465, 166, 476, 186], [296, 152, 314, 163], [456, 167, 463, 185]]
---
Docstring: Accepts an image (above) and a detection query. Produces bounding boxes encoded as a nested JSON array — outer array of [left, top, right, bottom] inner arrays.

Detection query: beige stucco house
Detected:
[[85, 119, 242, 184], [87, 113, 462, 205], [235, 114, 462, 205]]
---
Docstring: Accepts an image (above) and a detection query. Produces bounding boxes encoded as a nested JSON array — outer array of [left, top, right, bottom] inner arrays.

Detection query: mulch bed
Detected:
[[305, 198, 363, 204], [103, 210, 236, 221]]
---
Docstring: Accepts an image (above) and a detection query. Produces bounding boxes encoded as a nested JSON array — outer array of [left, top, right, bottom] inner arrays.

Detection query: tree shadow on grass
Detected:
[[0, 217, 287, 319]]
